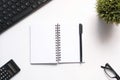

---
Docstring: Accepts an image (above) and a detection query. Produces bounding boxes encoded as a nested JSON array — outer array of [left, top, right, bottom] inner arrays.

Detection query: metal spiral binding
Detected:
[[55, 24, 61, 63]]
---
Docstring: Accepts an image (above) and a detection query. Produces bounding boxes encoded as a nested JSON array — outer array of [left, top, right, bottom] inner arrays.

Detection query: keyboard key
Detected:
[[6, 21, 12, 26], [37, 1, 42, 5], [11, 5, 16, 9], [32, 3, 38, 8], [7, 8, 12, 11], [16, 8, 22, 12], [21, 5, 26, 9], [25, 2, 30, 6], [3, 4, 8, 8], [3, 16, 9, 20], [12, 10, 17, 15], [3, 10, 7, 14], [16, 2, 20, 6], [7, 1, 12, 5], [8, 13, 13, 17]]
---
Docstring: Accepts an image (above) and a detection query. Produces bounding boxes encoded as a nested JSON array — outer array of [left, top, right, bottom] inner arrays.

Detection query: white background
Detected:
[[0, 0, 120, 80]]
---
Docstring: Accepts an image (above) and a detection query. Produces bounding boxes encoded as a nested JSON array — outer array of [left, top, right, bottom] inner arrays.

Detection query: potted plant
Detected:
[[96, 0, 120, 24]]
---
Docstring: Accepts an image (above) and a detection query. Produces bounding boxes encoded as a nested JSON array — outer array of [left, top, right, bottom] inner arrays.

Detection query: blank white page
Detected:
[[60, 23, 80, 63], [30, 23, 56, 64]]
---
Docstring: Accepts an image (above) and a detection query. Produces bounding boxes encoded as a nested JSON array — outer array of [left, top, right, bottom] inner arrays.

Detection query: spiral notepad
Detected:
[[30, 23, 82, 64]]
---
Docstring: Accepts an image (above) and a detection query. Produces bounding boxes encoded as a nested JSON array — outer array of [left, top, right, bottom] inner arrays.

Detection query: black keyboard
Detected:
[[0, 0, 51, 34]]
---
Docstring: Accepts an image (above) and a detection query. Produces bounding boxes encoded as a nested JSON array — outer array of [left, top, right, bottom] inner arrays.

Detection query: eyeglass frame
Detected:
[[101, 63, 120, 80]]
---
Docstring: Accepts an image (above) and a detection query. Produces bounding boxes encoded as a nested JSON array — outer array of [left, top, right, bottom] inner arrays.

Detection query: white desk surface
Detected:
[[0, 0, 120, 80]]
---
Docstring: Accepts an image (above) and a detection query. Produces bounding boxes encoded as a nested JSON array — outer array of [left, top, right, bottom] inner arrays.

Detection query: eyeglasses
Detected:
[[101, 63, 120, 80]]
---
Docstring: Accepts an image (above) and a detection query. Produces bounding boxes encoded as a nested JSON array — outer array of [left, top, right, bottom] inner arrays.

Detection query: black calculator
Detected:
[[0, 59, 20, 80]]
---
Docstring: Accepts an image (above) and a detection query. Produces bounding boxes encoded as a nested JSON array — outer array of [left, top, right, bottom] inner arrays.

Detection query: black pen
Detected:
[[79, 24, 83, 63]]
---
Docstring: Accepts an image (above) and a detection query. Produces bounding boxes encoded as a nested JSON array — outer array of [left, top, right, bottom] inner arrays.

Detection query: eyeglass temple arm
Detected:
[[101, 66, 109, 69]]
